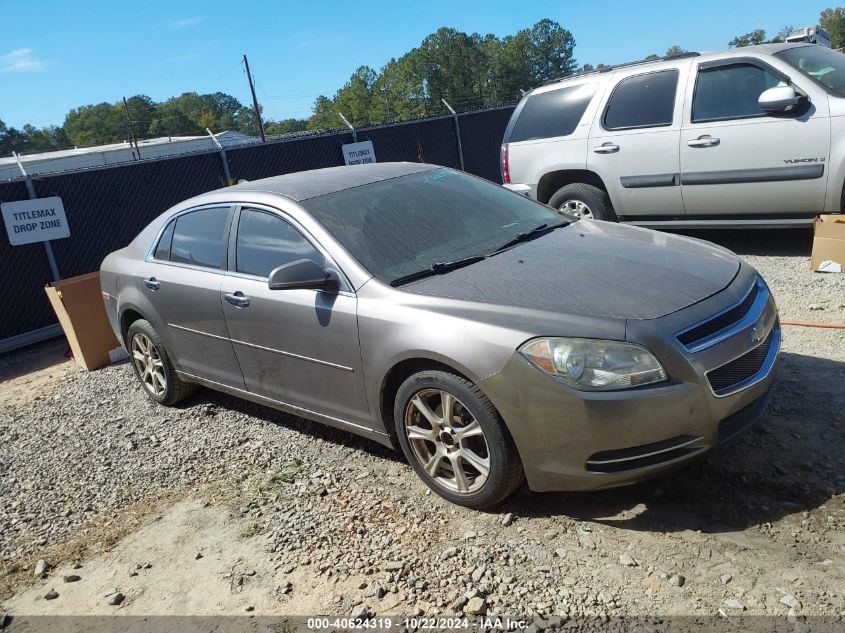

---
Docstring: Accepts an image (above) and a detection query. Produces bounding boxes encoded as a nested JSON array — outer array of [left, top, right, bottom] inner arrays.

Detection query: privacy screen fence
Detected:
[[0, 105, 515, 352]]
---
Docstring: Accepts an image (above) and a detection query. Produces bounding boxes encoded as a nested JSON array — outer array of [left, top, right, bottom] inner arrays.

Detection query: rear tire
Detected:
[[549, 183, 615, 221], [127, 319, 196, 406], [394, 370, 524, 509]]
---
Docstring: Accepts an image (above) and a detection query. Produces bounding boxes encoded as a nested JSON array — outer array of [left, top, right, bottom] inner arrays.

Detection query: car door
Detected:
[[587, 62, 689, 217], [142, 205, 245, 389], [221, 205, 371, 426], [679, 56, 830, 215]]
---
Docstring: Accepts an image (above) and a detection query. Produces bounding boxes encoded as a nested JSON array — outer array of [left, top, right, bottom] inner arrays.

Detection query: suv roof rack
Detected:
[[543, 51, 700, 85]]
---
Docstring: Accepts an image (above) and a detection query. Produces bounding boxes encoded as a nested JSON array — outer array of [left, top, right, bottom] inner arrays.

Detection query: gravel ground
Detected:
[[1, 229, 844, 623]]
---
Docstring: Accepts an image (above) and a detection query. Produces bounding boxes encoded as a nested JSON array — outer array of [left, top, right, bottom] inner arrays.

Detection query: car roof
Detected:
[[541, 42, 813, 88], [221, 162, 438, 202]]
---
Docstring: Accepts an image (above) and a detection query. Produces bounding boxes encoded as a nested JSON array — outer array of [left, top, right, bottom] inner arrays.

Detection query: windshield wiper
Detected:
[[389, 255, 487, 287], [491, 219, 569, 254]]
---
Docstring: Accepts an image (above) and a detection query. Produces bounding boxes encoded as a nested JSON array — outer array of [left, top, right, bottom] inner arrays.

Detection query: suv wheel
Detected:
[[549, 183, 616, 221], [394, 370, 524, 509], [127, 319, 196, 405]]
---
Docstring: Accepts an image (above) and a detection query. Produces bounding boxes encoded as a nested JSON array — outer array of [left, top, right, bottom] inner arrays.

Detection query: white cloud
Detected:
[[169, 16, 206, 29], [0, 48, 44, 73]]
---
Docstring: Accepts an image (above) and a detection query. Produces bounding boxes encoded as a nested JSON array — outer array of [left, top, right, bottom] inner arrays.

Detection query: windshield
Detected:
[[776, 45, 845, 98], [301, 169, 564, 284]]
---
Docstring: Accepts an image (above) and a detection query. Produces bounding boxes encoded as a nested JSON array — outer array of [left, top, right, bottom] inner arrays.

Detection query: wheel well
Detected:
[[379, 358, 473, 440], [537, 170, 608, 205], [120, 309, 144, 346]]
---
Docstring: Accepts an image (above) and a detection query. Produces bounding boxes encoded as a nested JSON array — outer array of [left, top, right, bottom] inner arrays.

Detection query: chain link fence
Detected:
[[0, 104, 516, 353]]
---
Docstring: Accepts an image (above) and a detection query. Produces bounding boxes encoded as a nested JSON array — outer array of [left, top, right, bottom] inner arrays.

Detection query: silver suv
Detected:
[[502, 43, 845, 228]]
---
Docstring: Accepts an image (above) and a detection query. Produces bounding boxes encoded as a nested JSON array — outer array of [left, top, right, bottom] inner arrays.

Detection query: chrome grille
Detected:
[[706, 326, 778, 396], [677, 281, 759, 349]]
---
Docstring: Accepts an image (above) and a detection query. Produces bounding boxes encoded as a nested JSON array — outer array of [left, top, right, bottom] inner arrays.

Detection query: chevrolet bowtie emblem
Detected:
[[750, 319, 766, 344]]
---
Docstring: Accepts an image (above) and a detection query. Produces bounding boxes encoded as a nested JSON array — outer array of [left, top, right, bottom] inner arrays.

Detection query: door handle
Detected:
[[687, 135, 720, 148], [593, 143, 620, 154], [224, 291, 250, 308], [143, 277, 160, 291]]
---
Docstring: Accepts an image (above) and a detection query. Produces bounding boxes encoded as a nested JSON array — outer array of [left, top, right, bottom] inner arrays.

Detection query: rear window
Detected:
[[509, 83, 596, 142], [603, 69, 678, 130], [170, 207, 231, 270]]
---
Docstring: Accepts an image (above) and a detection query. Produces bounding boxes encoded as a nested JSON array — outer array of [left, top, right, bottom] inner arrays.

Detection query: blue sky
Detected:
[[0, 0, 834, 129]]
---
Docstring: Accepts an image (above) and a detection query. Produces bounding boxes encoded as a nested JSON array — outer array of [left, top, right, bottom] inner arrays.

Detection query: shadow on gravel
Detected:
[[671, 228, 813, 257], [172, 386, 400, 463], [498, 351, 844, 534], [154, 348, 842, 535]]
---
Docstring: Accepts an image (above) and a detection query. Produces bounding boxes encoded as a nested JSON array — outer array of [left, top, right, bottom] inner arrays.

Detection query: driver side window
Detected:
[[235, 208, 324, 278], [693, 63, 784, 123]]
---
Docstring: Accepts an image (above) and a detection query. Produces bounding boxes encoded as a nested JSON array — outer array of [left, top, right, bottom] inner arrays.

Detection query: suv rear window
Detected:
[[603, 69, 678, 130], [509, 83, 596, 142]]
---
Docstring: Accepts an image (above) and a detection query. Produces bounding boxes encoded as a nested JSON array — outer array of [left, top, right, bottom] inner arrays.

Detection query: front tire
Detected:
[[394, 370, 524, 509], [127, 319, 196, 405], [549, 183, 616, 221]]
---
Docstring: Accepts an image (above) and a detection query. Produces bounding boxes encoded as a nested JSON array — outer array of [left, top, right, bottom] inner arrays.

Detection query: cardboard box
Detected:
[[811, 214, 845, 273], [45, 272, 121, 370]]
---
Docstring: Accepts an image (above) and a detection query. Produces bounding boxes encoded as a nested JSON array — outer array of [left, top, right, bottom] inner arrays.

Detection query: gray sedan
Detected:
[[100, 163, 780, 508]]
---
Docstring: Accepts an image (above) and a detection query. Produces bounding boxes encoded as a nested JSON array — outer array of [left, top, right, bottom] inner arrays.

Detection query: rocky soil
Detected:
[[0, 229, 844, 627]]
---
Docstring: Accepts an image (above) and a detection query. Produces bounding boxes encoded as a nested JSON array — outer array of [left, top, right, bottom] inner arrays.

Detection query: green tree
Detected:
[[306, 96, 339, 131], [728, 29, 768, 47], [665, 45, 688, 56], [527, 18, 577, 83], [64, 102, 126, 146], [768, 25, 794, 43], [307, 18, 578, 128], [820, 7, 845, 48], [333, 66, 378, 127]]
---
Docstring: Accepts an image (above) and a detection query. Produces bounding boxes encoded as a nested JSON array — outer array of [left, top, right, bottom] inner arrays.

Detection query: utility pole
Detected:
[[242, 55, 266, 142], [122, 97, 141, 160]]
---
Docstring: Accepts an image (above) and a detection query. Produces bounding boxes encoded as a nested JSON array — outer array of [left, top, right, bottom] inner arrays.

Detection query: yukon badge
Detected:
[[784, 157, 823, 163]]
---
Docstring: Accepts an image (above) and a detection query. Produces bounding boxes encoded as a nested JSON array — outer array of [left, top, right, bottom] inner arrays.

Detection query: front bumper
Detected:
[[479, 265, 780, 492]]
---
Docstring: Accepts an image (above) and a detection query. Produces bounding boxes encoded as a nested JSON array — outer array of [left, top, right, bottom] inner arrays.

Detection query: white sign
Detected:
[[1, 196, 70, 246], [342, 140, 377, 166]]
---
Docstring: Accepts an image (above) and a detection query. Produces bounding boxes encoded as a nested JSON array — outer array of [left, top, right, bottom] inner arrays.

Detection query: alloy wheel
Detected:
[[131, 332, 167, 396], [559, 199, 594, 219], [404, 389, 491, 494]]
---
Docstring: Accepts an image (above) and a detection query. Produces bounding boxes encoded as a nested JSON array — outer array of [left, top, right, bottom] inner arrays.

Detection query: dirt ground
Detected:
[[0, 229, 843, 628]]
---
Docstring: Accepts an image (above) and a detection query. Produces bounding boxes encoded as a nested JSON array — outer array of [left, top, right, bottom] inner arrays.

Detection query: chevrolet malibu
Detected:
[[100, 163, 780, 509]]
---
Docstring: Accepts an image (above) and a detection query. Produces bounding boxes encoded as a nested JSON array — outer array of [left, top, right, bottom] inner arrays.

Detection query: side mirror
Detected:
[[268, 259, 339, 291], [758, 86, 804, 114]]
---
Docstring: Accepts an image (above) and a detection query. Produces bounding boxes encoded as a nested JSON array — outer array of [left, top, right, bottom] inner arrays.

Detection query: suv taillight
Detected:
[[501, 143, 510, 184]]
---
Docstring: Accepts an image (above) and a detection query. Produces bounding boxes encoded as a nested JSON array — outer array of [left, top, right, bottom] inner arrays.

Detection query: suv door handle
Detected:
[[593, 143, 620, 154], [687, 135, 720, 148], [224, 291, 250, 308], [143, 277, 160, 290]]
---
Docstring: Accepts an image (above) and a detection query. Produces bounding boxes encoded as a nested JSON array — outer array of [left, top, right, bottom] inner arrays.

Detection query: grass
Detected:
[[238, 525, 258, 539], [219, 460, 303, 506]]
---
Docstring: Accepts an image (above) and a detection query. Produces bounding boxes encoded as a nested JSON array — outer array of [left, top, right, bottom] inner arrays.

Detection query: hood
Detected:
[[404, 220, 739, 320]]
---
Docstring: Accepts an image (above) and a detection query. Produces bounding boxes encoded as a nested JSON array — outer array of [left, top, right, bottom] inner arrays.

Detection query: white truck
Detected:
[[785, 26, 832, 48], [501, 43, 845, 228]]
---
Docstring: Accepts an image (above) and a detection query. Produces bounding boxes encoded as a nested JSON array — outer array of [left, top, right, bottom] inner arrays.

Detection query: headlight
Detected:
[[519, 338, 667, 391]]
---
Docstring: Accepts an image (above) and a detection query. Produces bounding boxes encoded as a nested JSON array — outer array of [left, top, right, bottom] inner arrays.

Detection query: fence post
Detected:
[[207, 128, 233, 185], [13, 152, 60, 281], [441, 99, 465, 171], [338, 113, 357, 143]]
